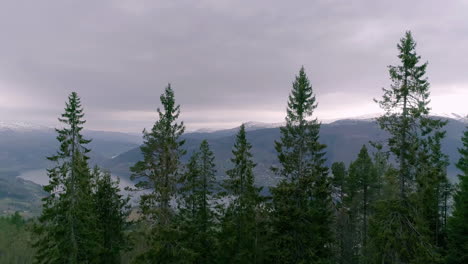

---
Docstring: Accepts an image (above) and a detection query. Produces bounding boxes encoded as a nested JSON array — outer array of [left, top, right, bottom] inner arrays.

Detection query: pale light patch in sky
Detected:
[[97, 109, 287, 133], [430, 84, 468, 116], [0, 81, 53, 111]]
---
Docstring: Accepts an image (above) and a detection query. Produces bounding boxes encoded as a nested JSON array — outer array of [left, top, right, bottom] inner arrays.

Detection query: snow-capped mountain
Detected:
[[242, 121, 285, 130], [189, 112, 467, 135], [0, 121, 51, 132], [192, 128, 219, 133], [190, 121, 285, 135], [323, 113, 380, 125], [332, 112, 468, 124], [434, 113, 468, 123]]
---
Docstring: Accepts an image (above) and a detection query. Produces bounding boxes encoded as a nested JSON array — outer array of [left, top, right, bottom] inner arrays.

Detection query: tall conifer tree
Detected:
[[415, 129, 450, 251], [347, 145, 378, 263], [331, 162, 353, 264], [33, 92, 98, 264], [92, 167, 131, 264], [130, 84, 186, 262], [178, 140, 218, 264], [372, 31, 445, 263], [331, 162, 347, 206], [220, 124, 264, 263], [446, 127, 468, 263], [270, 67, 334, 263]]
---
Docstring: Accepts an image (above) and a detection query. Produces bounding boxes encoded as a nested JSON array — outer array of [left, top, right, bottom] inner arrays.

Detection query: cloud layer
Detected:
[[1, 0, 467, 132]]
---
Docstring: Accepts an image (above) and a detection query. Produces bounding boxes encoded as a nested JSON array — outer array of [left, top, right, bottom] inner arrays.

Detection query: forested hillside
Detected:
[[2, 117, 464, 216], [105, 118, 465, 187], [0, 127, 140, 172]]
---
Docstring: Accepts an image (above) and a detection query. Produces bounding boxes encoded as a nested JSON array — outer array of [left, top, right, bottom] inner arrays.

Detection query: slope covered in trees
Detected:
[[105, 118, 465, 187]]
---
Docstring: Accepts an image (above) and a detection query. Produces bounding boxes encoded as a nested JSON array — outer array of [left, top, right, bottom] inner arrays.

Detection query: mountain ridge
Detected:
[[105, 117, 466, 187]]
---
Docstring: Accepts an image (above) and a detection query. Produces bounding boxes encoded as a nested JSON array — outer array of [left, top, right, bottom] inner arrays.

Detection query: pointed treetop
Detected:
[[357, 144, 370, 159], [286, 66, 317, 124], [232, 124, 253, 159], [157, 83, 182, 126], [377, 30, 431, 116], [59, 91, 86, 127], [397, 31, 418, 60], [160, 83, 176, 113], [200, 139, 210, 151], [226, 123, 257, 189], [148, 83, 185, 138]]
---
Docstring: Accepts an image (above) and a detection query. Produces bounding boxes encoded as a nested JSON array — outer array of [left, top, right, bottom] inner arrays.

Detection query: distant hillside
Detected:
[[104, 118, 466, 187], [0, 118, 465, 216], [0, 123, 142, 216], [0, 123, 141, 172], [0, 170, 45, 216]]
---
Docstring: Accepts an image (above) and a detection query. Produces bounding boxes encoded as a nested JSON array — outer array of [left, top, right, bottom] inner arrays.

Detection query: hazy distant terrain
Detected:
[[0, 117, 465, 216], [0, 170, 45, 216], [0, 124, 140, 215], [0, 124, 141, 172], [105, 118, 466, 187]]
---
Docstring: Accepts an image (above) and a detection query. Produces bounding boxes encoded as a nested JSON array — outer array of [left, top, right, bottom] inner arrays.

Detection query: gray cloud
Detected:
[[1, 0, 467, 132]]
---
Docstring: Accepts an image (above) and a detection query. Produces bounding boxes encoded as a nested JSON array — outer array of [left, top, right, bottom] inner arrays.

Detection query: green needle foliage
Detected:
[[130, 84, 186, 263], [270, 67, 334, 264], [446, 127, 468, 263], [331, 162, 347, 205], [347, 145, 378, 263], [92, 167, 131, 264], [376, 31, 436, 198], [178, 140, 218, 264], [219, 124, 265, 263], [0, 213, 35, 263], [33, 92, 99, 264], [373, 31, 447, 263], [330, 162, 353, 264], [415, 129, 451, 252]]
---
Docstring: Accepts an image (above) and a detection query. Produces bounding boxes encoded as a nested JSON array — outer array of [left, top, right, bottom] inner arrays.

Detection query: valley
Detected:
[[1, 116, 465, 216]]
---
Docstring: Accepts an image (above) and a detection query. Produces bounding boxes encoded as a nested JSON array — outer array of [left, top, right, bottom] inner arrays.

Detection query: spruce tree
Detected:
[[368, 142, 389, 198], [33, 92, 98, 264], [92, 167, 131, 264], [347, 145, 378, 263], [219, 124, 265, 263], [270, 67, 334, 263], [376, 31, 434, 198], [446, 127, 468, 263], [331, 162, 347, 204], [178, 140, 218, 264], [130, 84, 186, 262], [373, 31, 444, 263], [415, 129, 450, 252], [330, 162, 353, 264]]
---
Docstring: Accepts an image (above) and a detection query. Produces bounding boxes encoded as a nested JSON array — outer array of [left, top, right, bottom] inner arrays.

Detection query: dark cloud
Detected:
[[1, 0, 467, 132]]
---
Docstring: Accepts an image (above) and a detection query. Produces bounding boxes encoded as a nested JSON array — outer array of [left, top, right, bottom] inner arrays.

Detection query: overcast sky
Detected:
[[0, 0, 467, 132]]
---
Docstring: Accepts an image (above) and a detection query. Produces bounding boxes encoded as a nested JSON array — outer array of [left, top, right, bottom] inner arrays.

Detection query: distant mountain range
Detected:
[[435, 113, 468, 123], [191, 121, 286, 133], [0, 121, 51, 132], [1, 115, 466, 183], [0, 124, 141, 215], [0, 116, 466, 215], [104, 116, 467, 187], [0, 123, 141, 171], [0, 170, 45, 216]]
